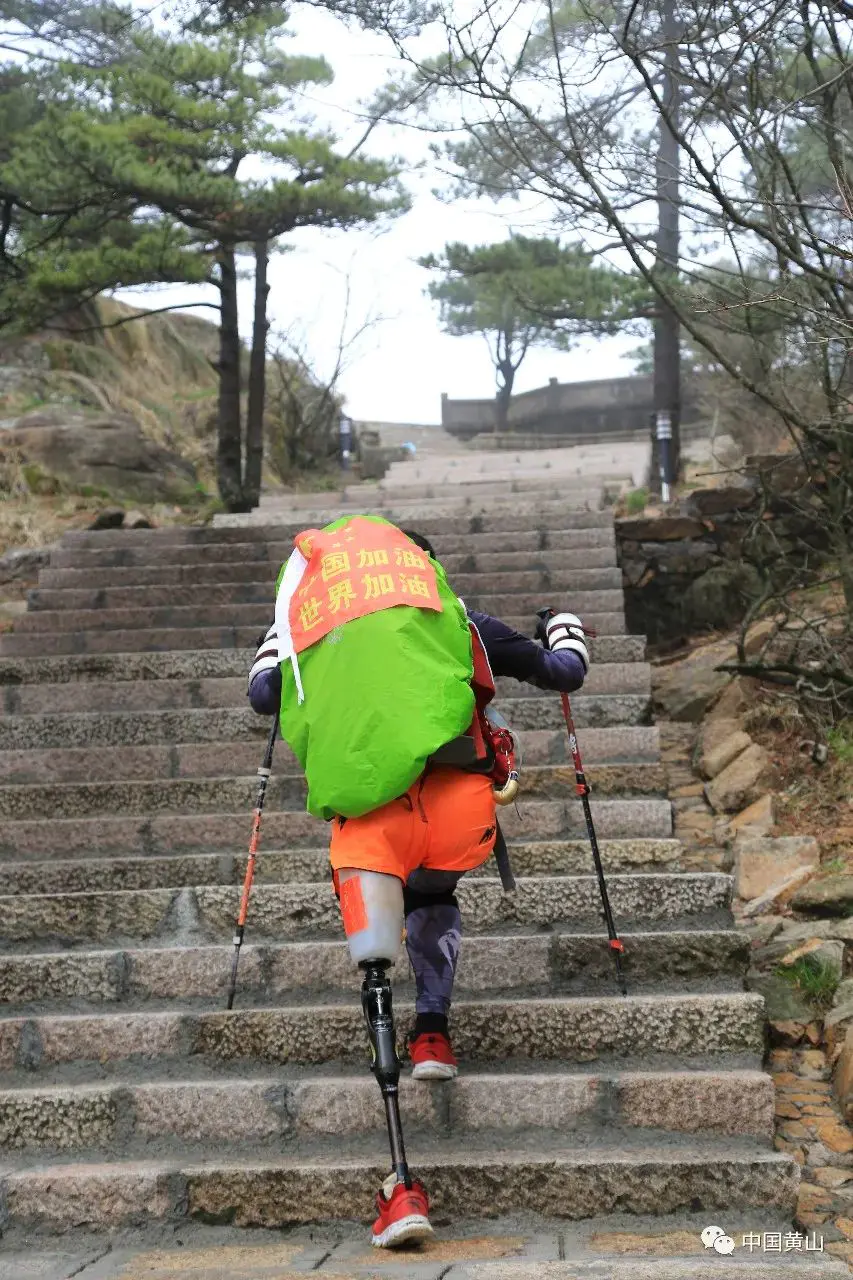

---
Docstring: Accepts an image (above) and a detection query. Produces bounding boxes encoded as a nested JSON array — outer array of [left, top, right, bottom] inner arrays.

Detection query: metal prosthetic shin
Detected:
[[361, 962, 411, 1188], [336, 868, 411, 1187]]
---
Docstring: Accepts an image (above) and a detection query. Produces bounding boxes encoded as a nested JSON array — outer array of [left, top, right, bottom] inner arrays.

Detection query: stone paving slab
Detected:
[[0, 992, 765, 1080], [0, 612, 626, 655], [0, 696, 650, 752], [454, 1265, 846, 1278], [0, 635, 646, 688], [61, 509, 616, 548], [5, 1213, 846, 1280], [0, 870, 727, 946], [0, 799, 674, 860], [0, 1145, 799, 1231], [27, 567, 624, 612], [0, 834, 686, 896], [0, 1068, 774, 1155], [46, 526, 618, 572], [0, 725, 660, 784], [0, 837, 683, 894], [10, 590, 624, 634], [0, 762, 667, 821], [0, 929, 747, 1013], [36, 546, 619, 589], [0, 1250, 108, 1279]]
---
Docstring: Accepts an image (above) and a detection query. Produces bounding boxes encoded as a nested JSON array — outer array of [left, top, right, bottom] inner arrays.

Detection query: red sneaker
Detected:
[[371, 1173, 434, 1248], [409, 1031, 458, 1080]]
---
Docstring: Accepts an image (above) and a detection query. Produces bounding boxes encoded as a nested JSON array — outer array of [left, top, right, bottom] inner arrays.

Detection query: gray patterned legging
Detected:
[[403, 868, 463, 1017]]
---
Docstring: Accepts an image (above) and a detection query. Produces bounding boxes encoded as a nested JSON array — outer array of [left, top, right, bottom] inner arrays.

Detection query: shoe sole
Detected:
[[411, 1060, 458, 1080], [372, 1214, 435, 1248]]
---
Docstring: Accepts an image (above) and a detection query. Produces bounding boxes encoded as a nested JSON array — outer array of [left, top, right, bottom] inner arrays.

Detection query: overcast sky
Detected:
[[120, 7, 640, 425]]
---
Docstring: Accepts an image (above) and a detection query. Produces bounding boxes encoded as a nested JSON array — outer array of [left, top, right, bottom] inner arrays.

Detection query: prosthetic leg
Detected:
[[361, 962, 411, 1187], [337, 869, 432, 1245]]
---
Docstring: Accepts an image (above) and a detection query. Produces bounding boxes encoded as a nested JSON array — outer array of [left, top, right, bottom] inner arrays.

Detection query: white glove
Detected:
[[545, 612, 590, 673], [247, 623, 279, 689]]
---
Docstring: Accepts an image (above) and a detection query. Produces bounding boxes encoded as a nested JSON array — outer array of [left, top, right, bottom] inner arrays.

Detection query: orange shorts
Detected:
[[329, 767, 497, 883]]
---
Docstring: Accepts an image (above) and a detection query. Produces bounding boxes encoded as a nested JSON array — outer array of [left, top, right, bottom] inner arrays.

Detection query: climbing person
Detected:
[[246, 517, 589, 1248]]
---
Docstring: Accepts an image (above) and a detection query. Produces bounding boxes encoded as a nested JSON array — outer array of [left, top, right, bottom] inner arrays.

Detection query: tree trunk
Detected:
[[243, 238, 269, 509], [495, 360, 514, 432], [651, 0, 682, 493], [215, 243, 246, 512], [836, 526, 853, 630]]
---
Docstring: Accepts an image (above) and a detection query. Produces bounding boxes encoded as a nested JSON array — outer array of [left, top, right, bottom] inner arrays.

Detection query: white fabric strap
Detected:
[[274, 547, 309, 704], [546, 611, 590, 672], [248, 623, 280, 688]]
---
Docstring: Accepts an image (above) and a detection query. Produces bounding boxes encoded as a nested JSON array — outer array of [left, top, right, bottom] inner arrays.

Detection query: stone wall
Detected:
[[441, 374, 700, 441], [616, 456, 824, 647]]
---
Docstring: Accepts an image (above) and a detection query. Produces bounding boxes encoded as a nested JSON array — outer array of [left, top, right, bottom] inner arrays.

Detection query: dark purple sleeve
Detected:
[[467, 608, 586, 692], [248, 668, 282, 716]]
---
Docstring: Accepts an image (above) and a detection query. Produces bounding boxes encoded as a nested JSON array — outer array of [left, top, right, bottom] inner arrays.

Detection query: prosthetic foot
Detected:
[[362, 962, 434, 1247]]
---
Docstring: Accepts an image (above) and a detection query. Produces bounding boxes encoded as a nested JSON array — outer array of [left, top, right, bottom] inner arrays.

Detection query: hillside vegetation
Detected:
[[0, 299, 311, 553]]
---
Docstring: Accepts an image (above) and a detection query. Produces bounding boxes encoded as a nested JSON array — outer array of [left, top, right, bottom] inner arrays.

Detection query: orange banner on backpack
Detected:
[[289, 517, 442, 654]]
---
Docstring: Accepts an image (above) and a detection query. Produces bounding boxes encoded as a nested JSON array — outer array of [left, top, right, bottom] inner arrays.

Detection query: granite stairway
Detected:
[[0, 503, 801, 1246]]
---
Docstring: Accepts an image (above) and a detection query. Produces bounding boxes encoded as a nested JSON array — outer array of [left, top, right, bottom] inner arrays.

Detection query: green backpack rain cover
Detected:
[[277, 516, 475, 820]]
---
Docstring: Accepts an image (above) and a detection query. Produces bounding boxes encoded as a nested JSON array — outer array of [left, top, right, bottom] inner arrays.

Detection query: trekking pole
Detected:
[[226, 717, 278, 1010], [559, 691, 628, 996]]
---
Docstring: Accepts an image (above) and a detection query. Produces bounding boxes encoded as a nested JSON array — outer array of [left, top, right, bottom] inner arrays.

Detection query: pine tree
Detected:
[[420, 236, 649, 429], [18, 6, 404, 508]]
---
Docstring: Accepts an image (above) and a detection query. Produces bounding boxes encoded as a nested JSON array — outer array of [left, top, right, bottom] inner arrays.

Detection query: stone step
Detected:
[[0, 763, 668, 820], [37, 546, 619, 589], [0, 992, 764, 1079], [0, 930, 747, 1010], [0, 798, 673, 860], [3, 662, 648, 712], [0, 693, 649, 751], [497, 666, 650, 698], [0, 1142, 797, 1233], [1, 668, 651, 719], [213, 497, 610, 523], [26, 567, 625, 613], [374, 470, 617, 486], [48, 525, 617, 571], [0, 1068, 774, 1155], [335, 488, 604, 506], [60, 510, 615, 550], [9, 590, 626, 634], [0, 837, 684, 893], [0, 727, 659, 785], [0, 873, 729, 947], [0, 611, 626, 655], [461, 1263, 840, 1280], [372, 474, 619, 492], [0, 635, 646, 691], [226, 499, 607, 525]]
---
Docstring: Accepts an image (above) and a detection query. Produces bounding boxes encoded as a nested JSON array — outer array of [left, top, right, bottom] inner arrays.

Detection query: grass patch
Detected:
[[776, 955, 840, 1013], [625, 487, 649, 515], [828, 721, 853, 764]]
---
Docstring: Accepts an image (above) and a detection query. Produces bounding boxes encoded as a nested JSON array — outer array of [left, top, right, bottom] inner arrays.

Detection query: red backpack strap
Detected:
[[468, 619, 495, 707]]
